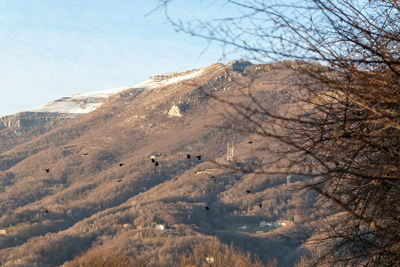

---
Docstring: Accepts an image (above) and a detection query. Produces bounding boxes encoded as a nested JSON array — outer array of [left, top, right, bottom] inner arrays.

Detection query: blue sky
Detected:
[[0, 0, 235, 116]]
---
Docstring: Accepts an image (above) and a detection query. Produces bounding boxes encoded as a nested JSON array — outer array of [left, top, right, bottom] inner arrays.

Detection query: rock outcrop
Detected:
[[0, 112, 72, 131], [168, 105, 182, 117]]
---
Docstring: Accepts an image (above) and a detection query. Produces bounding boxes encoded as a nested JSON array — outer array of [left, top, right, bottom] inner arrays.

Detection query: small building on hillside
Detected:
[[154, 224, 165, 231], [260, 220, 289, 228], [238, 225, 249, 230], [0, 229, 8, 235], [277, 220, 290, 226], [206, 256, 214, 264]]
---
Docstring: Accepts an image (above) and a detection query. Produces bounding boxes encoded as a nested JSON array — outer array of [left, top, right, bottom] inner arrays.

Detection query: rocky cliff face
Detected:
[[0, 112, 74, 131], [0, 112, 78, 154]]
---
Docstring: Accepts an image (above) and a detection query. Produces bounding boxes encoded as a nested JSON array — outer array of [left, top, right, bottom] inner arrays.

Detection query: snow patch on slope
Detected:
[[79, 87, 129, 98], [30, 68, 204, 114], [132, 69, 204, 89], [30, 87, 128, 114]]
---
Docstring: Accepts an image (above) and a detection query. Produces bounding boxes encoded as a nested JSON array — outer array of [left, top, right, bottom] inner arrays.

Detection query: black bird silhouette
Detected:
[[205, 206, 210, 210], [248, 141, 253, 144], [154, 162, 159, 166], [44, 168, 50, 173], [258, 203, 262, 208], [187, 154, 191, 159], [151, 158, 155, 163], [196, 155, 201, 160], [117, 179, 122, 183], [246, 190, 251, 194], [119, 163, 124, 167]]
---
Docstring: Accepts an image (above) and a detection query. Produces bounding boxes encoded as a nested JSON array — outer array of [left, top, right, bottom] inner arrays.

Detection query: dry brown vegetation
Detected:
[[177, 238, 268, 267], [160, 0, 400, 265], [66, 251, 150, 267], [66, 238, 268, 267], [0, 62, 313, 266]]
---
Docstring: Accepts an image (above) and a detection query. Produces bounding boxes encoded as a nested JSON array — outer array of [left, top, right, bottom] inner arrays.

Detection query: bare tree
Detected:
[[158, 0, 400, 265]]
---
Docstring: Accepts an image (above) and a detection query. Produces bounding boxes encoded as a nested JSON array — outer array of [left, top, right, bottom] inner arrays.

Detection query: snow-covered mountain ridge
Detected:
[[29, 87, 129, 114], [30, 68, 204, 115]]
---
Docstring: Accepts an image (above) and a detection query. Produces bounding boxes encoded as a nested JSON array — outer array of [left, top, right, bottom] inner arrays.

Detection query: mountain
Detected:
[[0, 61, 315, 266], [0, 68, 206, 154]]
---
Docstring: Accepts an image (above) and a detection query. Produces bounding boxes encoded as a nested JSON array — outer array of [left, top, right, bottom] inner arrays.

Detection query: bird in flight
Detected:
[[117, 179, 122, 183], [44, 168, 50, 173]]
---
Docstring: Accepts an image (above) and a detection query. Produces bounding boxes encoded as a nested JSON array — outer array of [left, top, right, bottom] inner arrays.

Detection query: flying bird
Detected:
[[117, 179, 122, 183], [187, 154, 191, 159], [196, 155, 201, 160], [44, 168, 50, 173]]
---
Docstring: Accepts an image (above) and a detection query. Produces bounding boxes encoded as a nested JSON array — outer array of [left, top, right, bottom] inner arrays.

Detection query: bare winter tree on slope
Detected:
[[159, 0, 400, 265]]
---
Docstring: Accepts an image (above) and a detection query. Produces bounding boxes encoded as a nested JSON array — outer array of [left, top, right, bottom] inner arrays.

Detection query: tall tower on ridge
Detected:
[[227, 142, 234, 162]]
